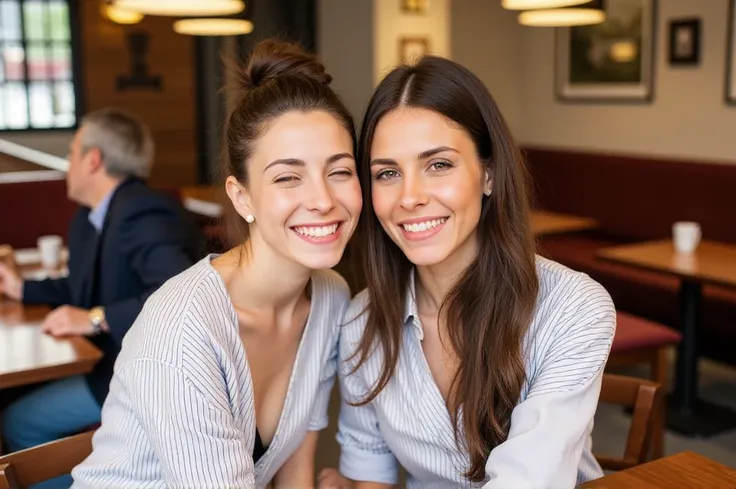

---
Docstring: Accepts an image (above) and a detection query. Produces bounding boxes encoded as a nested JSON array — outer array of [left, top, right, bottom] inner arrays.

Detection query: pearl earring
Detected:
[[484, 188, 492, 196], [245, 214, 255, 223]]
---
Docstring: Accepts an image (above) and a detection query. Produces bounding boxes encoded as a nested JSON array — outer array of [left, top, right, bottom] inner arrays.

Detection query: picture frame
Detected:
[[668, 18, 700, 66], [726, 0, 736, 104], [555, 0, 657, 103], [399, 37, 430, 64], [401, 0, 429, 14]]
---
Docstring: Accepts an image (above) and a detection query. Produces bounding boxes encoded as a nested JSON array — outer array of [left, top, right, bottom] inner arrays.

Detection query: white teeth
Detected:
[[294, 223, 339, 237], [401, 218, 447, 233]]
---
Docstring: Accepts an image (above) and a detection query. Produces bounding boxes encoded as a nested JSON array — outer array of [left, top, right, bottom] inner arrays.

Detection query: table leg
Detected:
[[667, 280, 736, 437]]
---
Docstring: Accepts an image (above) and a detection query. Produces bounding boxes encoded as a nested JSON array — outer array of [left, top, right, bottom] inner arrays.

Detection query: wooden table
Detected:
[[597, 239, 736, 436], [0, 301, 102, 389], [531, 210, 597, 236], [580, 451, 736, 488]]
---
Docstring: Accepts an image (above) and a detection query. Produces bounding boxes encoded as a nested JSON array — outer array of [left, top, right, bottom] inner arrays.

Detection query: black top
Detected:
[[254, 428, 268, 463]]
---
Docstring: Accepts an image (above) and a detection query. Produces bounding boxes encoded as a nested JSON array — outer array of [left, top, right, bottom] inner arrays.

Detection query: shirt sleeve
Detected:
[[336, 332, 398, 484], [119, 359, 256, 488], [482, 277, 616, 489]]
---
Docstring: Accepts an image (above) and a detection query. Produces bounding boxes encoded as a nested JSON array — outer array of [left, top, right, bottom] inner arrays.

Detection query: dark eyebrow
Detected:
[[418, 146, 459, 159], [264, 158, 305, 173], [264, 153, 354, 173], [327, 152, 355, 164], [370, 146, 459, 167]]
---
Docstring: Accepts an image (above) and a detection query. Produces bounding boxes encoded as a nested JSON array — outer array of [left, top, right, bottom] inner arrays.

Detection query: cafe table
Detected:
[[531, 210, 597, 236], [0, 300, 101, 390], [597, 239, 736, 436], [580, 451, 736, 488]]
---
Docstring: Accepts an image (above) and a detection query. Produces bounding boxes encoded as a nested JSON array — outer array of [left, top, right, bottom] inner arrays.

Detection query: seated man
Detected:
[[0, 109, 205, 475]]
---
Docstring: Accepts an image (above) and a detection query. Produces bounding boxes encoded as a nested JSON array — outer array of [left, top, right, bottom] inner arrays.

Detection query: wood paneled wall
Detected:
[[80, 2, 198, 185]]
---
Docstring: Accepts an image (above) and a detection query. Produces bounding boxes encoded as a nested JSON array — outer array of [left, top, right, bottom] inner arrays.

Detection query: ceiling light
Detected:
[[502, 0, 589, 9], [113, 0, 245, 17], [518, 0, 605, 27], [173, 18, 254, 36], [102, 5, 144, 24]]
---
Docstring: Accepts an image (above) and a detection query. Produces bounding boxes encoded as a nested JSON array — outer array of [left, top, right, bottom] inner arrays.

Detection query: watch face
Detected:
[[90, 308, 104, 325]]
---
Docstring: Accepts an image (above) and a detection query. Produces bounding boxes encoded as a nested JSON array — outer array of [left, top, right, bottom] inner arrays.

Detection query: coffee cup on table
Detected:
[[672, 221, 701, 254], [37, 235, 63, 270]]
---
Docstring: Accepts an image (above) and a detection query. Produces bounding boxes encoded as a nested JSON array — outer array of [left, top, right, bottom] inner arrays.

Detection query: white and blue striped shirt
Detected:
[[337, 257, 616, 489], [71, 254, 351, 489]]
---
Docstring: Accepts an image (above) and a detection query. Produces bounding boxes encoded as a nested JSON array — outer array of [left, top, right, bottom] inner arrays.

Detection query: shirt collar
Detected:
[[88, 186, 117, 232], [404, 269, 424, 340]]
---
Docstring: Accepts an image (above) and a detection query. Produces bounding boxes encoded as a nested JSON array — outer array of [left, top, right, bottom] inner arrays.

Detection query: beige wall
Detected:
[[519, 0, 736, 163], [451, 0, 525, 137], [374, 0, 451, 85]]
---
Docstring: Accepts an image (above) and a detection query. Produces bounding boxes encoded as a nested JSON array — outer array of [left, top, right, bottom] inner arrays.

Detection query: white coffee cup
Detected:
[[37, 235, 63, 269], [672, 221, 701, 254]]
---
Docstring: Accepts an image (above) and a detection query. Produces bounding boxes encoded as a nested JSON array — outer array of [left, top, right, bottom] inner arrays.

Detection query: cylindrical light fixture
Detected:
[[518, 0, 605, 27], [113, 0, 245, 17], [102, 4, 144, 24], [502, 0, 589, 9], [173, 18, 254, 36]]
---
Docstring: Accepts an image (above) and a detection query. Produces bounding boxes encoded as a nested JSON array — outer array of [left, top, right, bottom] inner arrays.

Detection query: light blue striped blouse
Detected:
[[337, 256, 616, 489], [71, 254, 351, 489]]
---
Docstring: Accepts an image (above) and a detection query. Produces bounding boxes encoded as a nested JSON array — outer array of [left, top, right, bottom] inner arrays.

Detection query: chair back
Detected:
[[0, 430, 94, 489], [595, 373, 663, 471]]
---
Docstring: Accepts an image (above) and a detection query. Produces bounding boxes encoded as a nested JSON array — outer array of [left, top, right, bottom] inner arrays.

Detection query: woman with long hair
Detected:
[[71, 38, 362, 489], [321, 56, 615, 489]]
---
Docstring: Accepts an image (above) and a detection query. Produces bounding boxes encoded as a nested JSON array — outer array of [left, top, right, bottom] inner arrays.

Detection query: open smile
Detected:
[[291, 221, 344, 244], [398, 216, 449, 241]]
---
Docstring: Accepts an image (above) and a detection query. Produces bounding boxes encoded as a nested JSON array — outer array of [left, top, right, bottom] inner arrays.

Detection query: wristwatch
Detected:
[[89, 306, 106, 335]]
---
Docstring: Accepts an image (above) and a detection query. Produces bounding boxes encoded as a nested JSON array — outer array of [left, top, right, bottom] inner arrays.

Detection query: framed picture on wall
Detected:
[[668, 18, 700, 66], [400, 37, 430, 64], [726, 0, 736, 104], [401, 0, 429, 14], [555, 0, 657, 103]]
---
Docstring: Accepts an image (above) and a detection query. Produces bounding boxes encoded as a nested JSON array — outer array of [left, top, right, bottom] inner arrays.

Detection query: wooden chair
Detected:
[[595, 373, 663, 472], [0, 430, 94, 489], [606, 311, 681, 459]]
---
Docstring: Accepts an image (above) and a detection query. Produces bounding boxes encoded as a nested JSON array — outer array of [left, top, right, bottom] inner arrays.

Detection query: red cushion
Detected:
[[611, 311, 682, 353]]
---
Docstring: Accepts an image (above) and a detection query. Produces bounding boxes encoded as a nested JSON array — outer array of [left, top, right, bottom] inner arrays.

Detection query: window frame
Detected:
[[0, 0, 83, 133]]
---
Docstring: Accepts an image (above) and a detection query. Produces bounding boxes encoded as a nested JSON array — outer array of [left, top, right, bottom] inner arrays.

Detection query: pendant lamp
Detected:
[[502, 0, 589, 9], [173, 18, 254, 36], [112, 0, 245, 17], [518, 0, 605, 27]]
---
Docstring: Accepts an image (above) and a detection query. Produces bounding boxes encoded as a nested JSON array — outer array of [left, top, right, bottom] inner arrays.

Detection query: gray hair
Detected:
[[79, 108, 154, 179]]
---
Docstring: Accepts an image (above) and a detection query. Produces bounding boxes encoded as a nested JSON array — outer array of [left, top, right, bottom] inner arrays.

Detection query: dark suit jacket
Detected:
[[22, 178, 206, 405]]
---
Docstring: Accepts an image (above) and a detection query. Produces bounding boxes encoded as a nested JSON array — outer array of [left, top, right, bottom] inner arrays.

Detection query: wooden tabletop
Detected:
[[0, 301, 102, 389], [531, 210, 598, 236], [581, 451, 736, 488], [597, 239, 736, 289]]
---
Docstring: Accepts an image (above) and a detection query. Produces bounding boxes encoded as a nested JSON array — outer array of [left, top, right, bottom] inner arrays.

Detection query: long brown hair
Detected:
[[351, 56, 539, 482], [221, 38, 356, 247]]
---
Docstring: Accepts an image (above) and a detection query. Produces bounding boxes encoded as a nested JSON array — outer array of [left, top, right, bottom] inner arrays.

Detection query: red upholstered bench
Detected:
[[607, 311, 682, 460]]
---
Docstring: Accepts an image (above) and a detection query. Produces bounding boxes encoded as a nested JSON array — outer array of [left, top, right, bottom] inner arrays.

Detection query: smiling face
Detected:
[[226, 110, 362, 270], [369, 107, 491, 269]]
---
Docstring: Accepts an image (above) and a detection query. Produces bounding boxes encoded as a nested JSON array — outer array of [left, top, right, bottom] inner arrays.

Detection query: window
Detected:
[[0, 0, 77, 130]]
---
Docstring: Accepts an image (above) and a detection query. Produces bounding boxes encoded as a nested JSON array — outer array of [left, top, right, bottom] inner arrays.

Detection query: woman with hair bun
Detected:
[[71, 38, 362, 489]]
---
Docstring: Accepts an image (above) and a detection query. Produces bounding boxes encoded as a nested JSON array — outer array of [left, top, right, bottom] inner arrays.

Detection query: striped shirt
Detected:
[[71, 254, 351, 489], [337, 256, 616, 489]]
